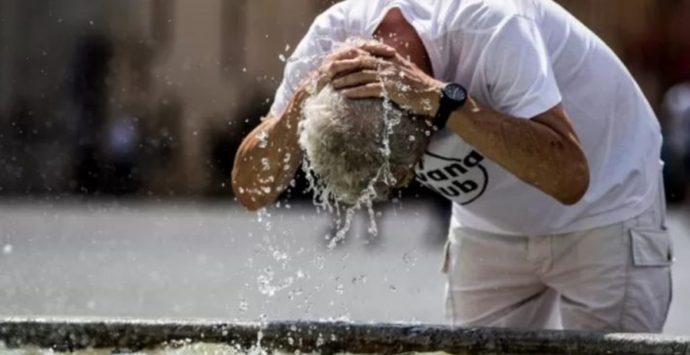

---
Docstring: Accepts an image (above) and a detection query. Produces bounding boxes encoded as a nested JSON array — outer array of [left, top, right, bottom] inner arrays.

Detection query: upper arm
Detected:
[[482, 16, 562, 119], [481, 17, 585, 166]]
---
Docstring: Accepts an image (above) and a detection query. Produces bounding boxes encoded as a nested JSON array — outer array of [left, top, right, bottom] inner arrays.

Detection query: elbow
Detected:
[[239, 197, 265, 212], [234, 187, 261, 211], [231, 165, 267, 211], [231, 175, 271, 212], [231, 146, 270, 211], [555, 157, 590, 206], [232, 181, 271, 212]]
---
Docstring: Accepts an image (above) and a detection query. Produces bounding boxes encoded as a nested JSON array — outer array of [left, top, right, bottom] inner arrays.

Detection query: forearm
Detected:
[[231, 86, 311, 210], [446, 98, 589, 205]]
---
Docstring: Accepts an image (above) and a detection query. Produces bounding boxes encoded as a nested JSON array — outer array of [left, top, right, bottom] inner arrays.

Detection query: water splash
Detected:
[[256, 129, 269, 148], [255, 208, 272, 231], [299, 79, 402, 249]]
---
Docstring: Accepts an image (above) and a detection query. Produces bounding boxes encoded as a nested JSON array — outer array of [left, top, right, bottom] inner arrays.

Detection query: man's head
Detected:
[[299, 85, 431, 205]]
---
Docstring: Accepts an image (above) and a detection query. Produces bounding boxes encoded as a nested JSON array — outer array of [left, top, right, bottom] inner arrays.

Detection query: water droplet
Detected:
[[351, 275, 367, 284], [257, 129, 269, 148], [272, 250, 288, 262], [261, 158, 270, 171], [403, 252, 416, 266]]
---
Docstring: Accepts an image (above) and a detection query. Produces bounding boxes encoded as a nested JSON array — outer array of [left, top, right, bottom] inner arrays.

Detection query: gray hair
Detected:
[[299, 85, 431, 206]]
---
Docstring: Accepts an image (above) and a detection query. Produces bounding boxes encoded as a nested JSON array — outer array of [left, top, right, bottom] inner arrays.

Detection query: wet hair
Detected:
[[299, 85, 431, 205]]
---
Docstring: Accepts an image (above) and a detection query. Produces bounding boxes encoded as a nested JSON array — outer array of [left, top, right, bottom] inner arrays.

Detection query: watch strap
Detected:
[[433, 83, 467, 130]]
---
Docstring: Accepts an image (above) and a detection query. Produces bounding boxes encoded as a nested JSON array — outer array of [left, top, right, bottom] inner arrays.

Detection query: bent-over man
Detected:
[[232, 0, 672, 332]]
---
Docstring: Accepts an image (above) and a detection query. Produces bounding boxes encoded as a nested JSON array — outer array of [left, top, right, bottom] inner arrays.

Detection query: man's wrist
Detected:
[[445, 96, 472, 130], [432, 83, 468, 130], [427, 82, 443, 118]]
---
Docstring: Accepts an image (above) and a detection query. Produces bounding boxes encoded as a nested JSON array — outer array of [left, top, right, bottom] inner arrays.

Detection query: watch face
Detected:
[[445, 83, 467, 102]]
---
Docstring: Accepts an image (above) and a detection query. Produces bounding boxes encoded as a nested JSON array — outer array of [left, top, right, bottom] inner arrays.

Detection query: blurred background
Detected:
[[0, 0, 689, 201], [0, 0, 689, 335]]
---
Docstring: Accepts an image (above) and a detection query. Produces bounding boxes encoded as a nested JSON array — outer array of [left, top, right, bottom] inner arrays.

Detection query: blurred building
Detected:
[[0, 0, 688, 197], [0, 0, 326, 196]]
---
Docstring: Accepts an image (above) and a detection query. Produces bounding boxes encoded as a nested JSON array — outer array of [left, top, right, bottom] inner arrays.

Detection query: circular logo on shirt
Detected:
[[415, 150, 489, 205]]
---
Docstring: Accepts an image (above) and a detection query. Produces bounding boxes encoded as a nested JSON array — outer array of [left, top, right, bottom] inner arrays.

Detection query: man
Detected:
[[232, 0, 672, 332]]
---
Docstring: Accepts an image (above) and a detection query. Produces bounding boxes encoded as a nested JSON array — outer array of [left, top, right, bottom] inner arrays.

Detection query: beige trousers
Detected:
[[444, 192, 673, 332]]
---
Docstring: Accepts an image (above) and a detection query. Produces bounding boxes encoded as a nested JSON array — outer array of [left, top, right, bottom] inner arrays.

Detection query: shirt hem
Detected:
[[451, 187, 660, 237]]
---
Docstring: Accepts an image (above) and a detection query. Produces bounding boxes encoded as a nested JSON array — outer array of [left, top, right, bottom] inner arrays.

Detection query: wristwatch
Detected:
[[432, 83, 468, 130]]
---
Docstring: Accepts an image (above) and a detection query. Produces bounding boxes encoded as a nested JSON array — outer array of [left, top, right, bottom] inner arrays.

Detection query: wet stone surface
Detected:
[[0, 200, 687, 336]]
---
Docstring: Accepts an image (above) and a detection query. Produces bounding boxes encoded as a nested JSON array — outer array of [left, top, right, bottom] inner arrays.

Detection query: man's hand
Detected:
[[311, 42, 398, 93], [329, 42, 443, 117]]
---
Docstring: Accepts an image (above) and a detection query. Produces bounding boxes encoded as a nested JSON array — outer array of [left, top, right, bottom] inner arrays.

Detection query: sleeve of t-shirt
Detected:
[[269, 9, 347, 117], [480, 16, 562, 119]]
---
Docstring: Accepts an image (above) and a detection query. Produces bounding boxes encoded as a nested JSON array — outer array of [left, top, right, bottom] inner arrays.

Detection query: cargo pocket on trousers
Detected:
[[623, 228, 673, 331], [629, 228, 673, 267]]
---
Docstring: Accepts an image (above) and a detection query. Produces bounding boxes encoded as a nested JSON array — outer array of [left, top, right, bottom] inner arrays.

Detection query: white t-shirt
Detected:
[[270, 0, 663, 236]]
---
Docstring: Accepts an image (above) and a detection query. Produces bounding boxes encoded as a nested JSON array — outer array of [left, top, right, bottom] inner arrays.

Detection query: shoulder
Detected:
[[308, 0, 376, 39], [295, 1, 355, 55], [311, 1, 349, 31], [314, 0, 394, 35], [444, 0, 536, 33]]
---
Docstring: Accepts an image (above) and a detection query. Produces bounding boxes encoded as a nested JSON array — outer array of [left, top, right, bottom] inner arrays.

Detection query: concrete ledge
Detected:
[[0, 318, 689, 354]]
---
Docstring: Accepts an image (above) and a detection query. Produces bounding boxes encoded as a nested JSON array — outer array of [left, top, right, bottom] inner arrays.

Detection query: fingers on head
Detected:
[[329, 57, 387, 77], [343, 82, 385, 99], [358, 42, 396, 57], [330, 47, 367, 61], [332, 70, 381, 88], [330, 41, 395, 64]]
